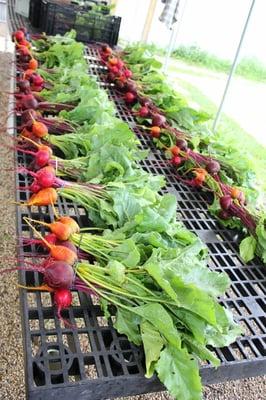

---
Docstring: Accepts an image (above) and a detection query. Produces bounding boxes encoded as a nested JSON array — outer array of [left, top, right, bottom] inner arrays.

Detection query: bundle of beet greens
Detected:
[[7, 28, 245, 400]]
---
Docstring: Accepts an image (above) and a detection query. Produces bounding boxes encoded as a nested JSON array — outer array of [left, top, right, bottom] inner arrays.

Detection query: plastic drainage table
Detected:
[[13, 43, 266, 399]]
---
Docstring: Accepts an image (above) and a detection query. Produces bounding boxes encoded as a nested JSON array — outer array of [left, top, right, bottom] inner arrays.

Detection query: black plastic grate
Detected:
[[9, 21, 266, 399]]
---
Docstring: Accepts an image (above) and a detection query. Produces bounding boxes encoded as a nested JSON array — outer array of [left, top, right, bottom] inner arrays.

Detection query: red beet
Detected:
[[124, 92, 136, 104], [152, 114, 166, 127], [53, 288, 73, 321], [17, 79, 30, 93], [124, 69, 132, 78], [220, 195, 232, 210], [206, 160, 220, 174], [176, 138, 188, 151], [45, 261, 74, 289], [139, 106, 149, 118], [171, 156, 182, 166]]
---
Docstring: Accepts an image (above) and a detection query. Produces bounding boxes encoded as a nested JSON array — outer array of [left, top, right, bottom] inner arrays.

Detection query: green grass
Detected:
[[172, 45, 266, 83], [170, 77, 266, 188], [135, 42, 266, 83]]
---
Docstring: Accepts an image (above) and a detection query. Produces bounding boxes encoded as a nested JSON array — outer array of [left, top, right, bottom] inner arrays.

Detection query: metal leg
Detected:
[[212, 0, 257, 131]]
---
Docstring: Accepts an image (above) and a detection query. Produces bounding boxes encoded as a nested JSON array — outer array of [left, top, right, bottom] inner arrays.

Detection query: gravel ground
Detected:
[[0, 51, 25, 399], [0, 51, 265, 400]]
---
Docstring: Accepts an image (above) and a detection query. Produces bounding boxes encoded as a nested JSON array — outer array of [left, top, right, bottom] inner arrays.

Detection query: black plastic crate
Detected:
[[40, 0, 121, 46], [29, 0, 42, 28], [11, 43, 266, 399]]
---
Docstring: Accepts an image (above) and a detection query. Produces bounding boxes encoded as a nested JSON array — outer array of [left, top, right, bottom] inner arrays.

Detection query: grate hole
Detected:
[[31, 335, 41, 357], [127, 363, 140, 375], [108, 355, 124, 377], [258, 317, 266, 333], [97, 316, 109, 327], [84, 359, 98, 379], [41, 292, 52, 307], [253, 283, 265, 296], [225, 287, 238, 299], [75, 318, 86, 328], [29, 319, 40, 331], [237, 301, 251, 317], [71, 292, 80, 306], [79, 334, 92, 353], [220, 347, 235, 362], [62, 334, 76, 352], [239, 320, 253, 336], [46, 335, 58, 344], [99, 355, 108, 377], [242, 341, 257, 359], [252, 339, 266, 356], [91, 295, 100, 305], [27, 292, 37, 308], [231, 344, 245, 360], [256, 299, 266, 313], [44, 319, 55, 330]]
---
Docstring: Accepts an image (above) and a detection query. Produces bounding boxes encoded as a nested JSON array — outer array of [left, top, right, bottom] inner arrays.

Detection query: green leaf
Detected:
[[111, 239, 140, 268], [145, 260, 179, 303], [134, 303, 181, 349], [114, 308, 142, 345], [205, 306, 243, 347], [140, 321, 164, 378], [155, 345, 202, 400], [173, 309, 206, 345], [107, 260, 126, 285], [135, 207, 169, 233], [112, 189, 142, 226], [239, 236, 257, 262], [183, 333, 220, 367], [157, 194, 177, 222]]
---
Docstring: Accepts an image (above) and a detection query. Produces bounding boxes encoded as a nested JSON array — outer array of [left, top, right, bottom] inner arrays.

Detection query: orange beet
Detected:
[[58, 216, 80, 234], [49, 222, 72, 241], [32, 121, 48, 138], [28, 58, 38, 70], [50, 245, 77, 265], [25, 188, 58, 206]]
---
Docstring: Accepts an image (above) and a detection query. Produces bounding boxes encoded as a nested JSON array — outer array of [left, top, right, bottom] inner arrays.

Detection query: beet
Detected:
[[53, 288, 73, 322], [206, 160, 220, 174], [139, 97, 152, 107], [31, 74, 44, 87], [176, 138, 188, 151], [101, 44, 109, 52], [115, 80, 125, 90], [116, 59, 124, 69], [124, 92, 136, 104], [124, 69, 132, 78], [139, 106, 149, 118], [21, 94, 39, 110], [152, 114, 166, 127], [15, 30, 25, 42], [107, 72, 116, 82], [29, 181, 41, 193], [125, 81, 137, 93], [220, 195, 232, 210], [44, 261, 74, 289], [35, 149, 50, 168], [17, 79, 30, 93], [171, 156, 182, 166], [110, 65, 119, 75], [59, 241, 77, 255], [21, 109, 38, 124], [19, 27, 27, 35], [19, 54, 31, 63]]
